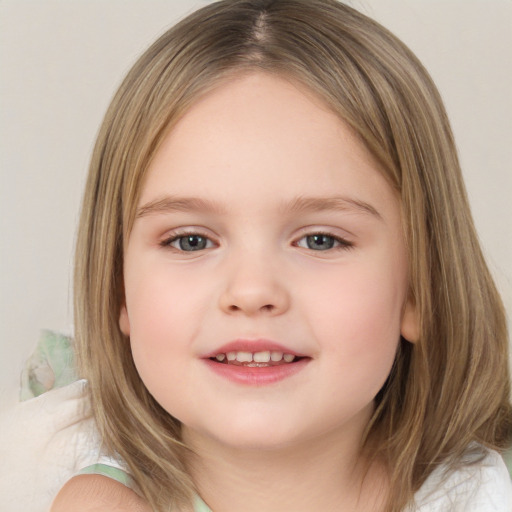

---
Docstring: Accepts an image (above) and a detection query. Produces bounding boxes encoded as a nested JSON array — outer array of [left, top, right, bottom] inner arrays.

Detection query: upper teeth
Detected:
[[215, 351, 295, 363]]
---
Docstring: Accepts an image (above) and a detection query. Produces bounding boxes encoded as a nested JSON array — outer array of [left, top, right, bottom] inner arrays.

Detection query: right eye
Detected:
[[163, 234, 215, 252]]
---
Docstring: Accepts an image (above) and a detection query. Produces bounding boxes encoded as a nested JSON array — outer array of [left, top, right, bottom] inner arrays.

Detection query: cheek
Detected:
[[303, 256, 406, 376], [126, 262, 206, 336], [124, 265, 208, 383]]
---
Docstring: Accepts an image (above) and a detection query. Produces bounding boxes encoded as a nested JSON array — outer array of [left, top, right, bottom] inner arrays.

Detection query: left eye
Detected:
[[167, 234, 214, 252], [295, 234, 349, 251]]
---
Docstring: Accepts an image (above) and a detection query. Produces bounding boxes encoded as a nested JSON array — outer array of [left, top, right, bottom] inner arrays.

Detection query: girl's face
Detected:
[[120, 72, 417, 451]]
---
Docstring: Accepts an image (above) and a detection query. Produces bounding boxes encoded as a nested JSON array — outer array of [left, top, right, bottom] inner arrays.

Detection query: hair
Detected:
[[74, 1, 512, 510]]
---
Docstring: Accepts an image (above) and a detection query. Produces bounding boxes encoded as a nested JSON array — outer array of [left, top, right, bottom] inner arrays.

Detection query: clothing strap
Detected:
[[77, 463, 133, 488], [194, 495, 213, 512]]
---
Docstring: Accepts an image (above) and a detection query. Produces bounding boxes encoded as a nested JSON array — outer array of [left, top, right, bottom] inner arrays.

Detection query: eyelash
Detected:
[[160, 230, 215, 252], [160, 230, 354, 253], [293, 232, 354, 252]]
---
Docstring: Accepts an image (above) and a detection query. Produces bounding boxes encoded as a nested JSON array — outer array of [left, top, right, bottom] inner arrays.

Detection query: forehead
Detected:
[[138, 71, 398, 220]]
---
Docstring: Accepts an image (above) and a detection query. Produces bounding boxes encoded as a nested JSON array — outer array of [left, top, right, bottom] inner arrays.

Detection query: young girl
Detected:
[[51, 0, 512, 510]]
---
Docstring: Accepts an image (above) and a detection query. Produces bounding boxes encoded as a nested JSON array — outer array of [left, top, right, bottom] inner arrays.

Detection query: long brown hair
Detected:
[[74, 1, 512, 510]]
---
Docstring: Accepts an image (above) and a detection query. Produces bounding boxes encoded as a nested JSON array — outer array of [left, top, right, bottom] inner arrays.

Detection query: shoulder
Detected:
[[50, 474, 151, 512], [413, 448, 512, 511]]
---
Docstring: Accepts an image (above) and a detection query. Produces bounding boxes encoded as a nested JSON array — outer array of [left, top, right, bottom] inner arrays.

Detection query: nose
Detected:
[[218, 252, 290, 317]]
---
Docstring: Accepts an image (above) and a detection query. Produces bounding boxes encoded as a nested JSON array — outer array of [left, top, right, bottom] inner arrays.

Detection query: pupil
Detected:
[[307, 234, 334, 250], [180, 235, 206, 251]]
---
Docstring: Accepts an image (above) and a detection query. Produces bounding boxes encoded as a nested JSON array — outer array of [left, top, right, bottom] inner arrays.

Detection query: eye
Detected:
[[295, 233, 352, 251], [163, 234, 214, 252]]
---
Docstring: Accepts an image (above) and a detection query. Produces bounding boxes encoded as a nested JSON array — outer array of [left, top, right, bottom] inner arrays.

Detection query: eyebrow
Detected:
[[136, 196, 225, 218], [285, 196, 382, 220], [136, 195, 382, 220]]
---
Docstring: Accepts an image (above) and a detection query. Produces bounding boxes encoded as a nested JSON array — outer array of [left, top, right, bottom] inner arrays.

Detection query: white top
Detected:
[[411, 448, 512, 511], [0, 380, 510, 512]]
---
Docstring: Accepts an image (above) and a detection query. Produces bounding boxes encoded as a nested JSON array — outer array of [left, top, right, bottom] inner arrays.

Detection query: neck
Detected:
[[183, 420, 387, 512]]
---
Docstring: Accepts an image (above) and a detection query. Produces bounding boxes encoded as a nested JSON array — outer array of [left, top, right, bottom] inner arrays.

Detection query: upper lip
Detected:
[[203, 339, 309, 358]]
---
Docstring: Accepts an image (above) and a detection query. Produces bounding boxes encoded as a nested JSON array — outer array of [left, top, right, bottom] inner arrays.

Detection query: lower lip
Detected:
[[203, 358, 310, 386]]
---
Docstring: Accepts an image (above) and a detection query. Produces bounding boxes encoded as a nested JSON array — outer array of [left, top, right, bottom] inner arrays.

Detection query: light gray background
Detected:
[[1, 0, 511, 411]]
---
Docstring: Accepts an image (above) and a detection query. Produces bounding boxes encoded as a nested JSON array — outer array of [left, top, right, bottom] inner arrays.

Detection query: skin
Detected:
[[51, 474, 151, 512], [53, 72, 418, 511]]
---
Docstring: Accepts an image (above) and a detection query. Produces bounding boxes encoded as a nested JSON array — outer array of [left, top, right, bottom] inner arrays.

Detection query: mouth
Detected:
[[203, 340, 310, 385], [210, 350, 303, 367]]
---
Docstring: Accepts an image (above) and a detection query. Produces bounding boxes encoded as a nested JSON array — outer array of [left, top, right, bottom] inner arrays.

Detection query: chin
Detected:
[[190, 418, 315, 453]]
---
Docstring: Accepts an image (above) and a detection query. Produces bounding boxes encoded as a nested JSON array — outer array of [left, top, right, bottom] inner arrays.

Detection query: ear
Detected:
[[401, 295, 419, 343], [119, 303, 131, 336]]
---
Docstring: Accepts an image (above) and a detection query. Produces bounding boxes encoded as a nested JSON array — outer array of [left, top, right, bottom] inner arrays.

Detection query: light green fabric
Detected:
[[194, 495, 213, 512], [20, 330, 77, 401], [78, 463, 133, 488]]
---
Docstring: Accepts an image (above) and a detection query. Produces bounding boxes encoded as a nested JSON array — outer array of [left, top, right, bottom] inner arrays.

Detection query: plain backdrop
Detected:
[[1, 0, 511, 411]]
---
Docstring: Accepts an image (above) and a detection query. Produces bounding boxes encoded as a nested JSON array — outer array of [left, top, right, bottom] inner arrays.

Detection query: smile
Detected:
[[211, 351, 298, 366], [204, 340, 310, 385]]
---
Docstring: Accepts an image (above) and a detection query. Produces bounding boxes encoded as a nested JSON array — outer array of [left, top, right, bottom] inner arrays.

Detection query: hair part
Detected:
[[74, 1, 512, 510]]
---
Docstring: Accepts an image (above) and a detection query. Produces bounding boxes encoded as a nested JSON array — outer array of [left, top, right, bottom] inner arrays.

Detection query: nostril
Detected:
[[226, 304, 274, 313]]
